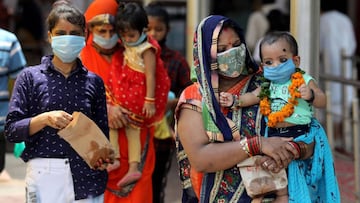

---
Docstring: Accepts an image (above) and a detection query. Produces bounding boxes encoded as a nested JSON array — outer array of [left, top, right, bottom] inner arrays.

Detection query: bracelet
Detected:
[[297, 141, 308, 159], [239, 137, 251, 157], [306, 89, 315, 104], [239, 136, 262, 157], [288, 141, 301, 159], [229, 95, 237, 109], [248, 136, 262, 155], [145, 97, 155, 103]]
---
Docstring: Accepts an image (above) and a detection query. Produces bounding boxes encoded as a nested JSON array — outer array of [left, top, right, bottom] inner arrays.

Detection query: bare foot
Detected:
[[116, 171, 142, 187]]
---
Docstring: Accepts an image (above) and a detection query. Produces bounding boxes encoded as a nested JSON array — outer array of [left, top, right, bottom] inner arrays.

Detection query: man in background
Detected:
[[0, 28, 26, 176], [320, 0, 357, 150]]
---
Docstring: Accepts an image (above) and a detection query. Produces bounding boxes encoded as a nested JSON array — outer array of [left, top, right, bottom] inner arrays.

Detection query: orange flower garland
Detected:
[[259, 69, 305, 127]]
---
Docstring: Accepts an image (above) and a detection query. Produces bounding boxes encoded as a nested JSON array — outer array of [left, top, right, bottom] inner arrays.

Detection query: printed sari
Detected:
[[175, 15, 340, 203]]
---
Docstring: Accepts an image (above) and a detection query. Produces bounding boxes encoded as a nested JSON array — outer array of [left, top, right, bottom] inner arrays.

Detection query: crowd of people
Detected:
[[0, 0, 354, 202]]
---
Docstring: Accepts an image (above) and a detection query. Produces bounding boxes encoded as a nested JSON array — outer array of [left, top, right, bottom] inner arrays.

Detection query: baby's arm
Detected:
[[219, 87, 261, 109], [298, 80, 326, 108]]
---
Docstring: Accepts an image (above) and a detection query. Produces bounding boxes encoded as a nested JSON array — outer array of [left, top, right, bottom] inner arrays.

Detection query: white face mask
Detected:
[[93, 33, 119, 49], [51, 35, 85, 63]]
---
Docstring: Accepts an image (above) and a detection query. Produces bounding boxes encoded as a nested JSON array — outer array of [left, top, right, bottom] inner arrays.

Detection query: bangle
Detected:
[[297, 141, 308, 159], [229, 95, 237, 109], [288, 141, 301, 159], [145, 97, 155, 103], [306, 89, 315, 103], [248, 136, 262, 155], [239, 136, 262, 157], [239, 137, 251, 157]]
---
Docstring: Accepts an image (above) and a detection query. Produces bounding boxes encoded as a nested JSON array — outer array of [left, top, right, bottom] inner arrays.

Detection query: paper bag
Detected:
[[58, 111, 114, 169], [237, 155, 288, 198]]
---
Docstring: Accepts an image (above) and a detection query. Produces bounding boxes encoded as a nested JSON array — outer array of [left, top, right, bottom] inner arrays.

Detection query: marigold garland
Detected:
[[259, 68, 305, 127]]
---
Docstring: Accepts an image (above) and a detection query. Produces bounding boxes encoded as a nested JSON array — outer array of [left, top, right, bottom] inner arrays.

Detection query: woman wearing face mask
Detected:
[[4, 2, 114, 202], [81, 0, 129, 173], [174, 15, 336, 203], [81, 0, 122, 84]]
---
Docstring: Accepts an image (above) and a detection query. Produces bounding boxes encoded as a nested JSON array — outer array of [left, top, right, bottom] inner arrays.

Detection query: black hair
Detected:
[[47, 2, 85, 32], [144, 2, 170, 30], [116, 2, 148, 34], [259, 31, 298, 61], [221, 19, 258, 74]]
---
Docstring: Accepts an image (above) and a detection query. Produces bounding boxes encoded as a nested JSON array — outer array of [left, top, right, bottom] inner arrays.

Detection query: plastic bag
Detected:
[[14, 142, 25, 158]]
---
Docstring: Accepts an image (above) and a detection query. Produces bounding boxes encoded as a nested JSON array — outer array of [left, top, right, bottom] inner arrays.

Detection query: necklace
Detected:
[[259, 68, 305, 127]]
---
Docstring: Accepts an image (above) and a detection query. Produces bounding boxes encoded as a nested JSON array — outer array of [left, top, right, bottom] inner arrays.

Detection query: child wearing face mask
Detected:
[[108, 2, 170, 189], [220, 31, 327, 203]]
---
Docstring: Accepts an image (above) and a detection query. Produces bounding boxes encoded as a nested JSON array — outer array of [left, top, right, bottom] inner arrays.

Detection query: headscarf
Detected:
[[193, 15, 258, 141], [84, 0, 118, 44], [84, 0, 118, 23]]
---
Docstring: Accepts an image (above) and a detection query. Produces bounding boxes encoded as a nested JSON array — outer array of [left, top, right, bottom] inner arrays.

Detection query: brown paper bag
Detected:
[[58, 111, 114, 169], [237, 155, 288, 198]]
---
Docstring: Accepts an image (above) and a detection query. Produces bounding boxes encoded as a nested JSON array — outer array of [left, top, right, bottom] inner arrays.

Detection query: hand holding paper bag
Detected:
[[58, 111, 115, 169]]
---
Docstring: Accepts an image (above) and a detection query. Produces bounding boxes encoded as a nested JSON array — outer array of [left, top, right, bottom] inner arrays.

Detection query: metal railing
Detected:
[[319, 53, 360, 202]]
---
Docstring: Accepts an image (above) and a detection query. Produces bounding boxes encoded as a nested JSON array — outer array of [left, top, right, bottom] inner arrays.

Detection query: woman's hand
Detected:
[[260, 137, 298, 168], [219, 92, 234, 107], [93, 147, 115, 170], [256, 155, 282, 173], [108, 104, 129, 129], [47, 110, 73, 129]]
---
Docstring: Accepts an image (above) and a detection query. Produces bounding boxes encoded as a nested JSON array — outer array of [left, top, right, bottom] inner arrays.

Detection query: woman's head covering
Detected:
[[84, 0, 118, 45], [193, 15, 258, 140], [84, 0, 118, 25]]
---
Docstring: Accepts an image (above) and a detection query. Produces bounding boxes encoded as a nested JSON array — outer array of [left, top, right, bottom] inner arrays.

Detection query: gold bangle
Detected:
[[239, 137, 251, 157]]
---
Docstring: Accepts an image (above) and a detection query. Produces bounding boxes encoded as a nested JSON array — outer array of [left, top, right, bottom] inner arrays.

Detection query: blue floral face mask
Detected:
[[263, 58, 296, 83], [93, 33, 119, 49], [216, 44, 248, 78], [51, 35, 85, 63]]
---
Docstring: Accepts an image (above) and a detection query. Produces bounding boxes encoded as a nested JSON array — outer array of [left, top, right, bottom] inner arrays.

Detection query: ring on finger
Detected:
[[263, 161, 269, 167]]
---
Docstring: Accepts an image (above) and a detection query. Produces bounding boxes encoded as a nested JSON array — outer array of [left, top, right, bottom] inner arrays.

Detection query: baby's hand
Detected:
[[219, 92, 234, 107], [298, 84, 313, 101], [143, 102, 155, 118]]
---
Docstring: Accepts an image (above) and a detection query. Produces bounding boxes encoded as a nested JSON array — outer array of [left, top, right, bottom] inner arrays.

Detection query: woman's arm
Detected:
[[177, 107, 296, 173], [177, 108, 248, 172]]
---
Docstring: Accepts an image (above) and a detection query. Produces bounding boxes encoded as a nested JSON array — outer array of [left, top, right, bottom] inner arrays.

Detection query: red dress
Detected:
[[109, 37, 170, 127]]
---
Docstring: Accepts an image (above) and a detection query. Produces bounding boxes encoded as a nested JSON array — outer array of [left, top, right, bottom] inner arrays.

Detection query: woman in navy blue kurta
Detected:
[[5, 3, 111, 202]]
